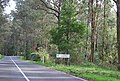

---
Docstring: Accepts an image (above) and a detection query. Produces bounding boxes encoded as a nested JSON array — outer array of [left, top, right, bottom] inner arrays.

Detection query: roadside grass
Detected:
[[18, 56, 120, 81], [0, 54, 4, 59], [18, 56, 25, 60]]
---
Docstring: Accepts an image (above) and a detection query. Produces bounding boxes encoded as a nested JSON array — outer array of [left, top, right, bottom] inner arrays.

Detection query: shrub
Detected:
[[29, 53, 40, 61], [0, 54, 2, 58], [0, 54, 3, 59], [38, 51, 49, 62]]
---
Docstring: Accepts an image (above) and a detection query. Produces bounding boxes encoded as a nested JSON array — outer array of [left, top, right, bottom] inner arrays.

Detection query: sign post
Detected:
[[56, 54, 70, 65]]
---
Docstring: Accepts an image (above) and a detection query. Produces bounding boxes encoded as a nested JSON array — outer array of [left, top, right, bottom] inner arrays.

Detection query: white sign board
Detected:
[[56, 54, 70, 58]]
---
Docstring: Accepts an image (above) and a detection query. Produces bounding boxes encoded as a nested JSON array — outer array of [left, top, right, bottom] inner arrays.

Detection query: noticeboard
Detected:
[[56, 54, 70, 58]]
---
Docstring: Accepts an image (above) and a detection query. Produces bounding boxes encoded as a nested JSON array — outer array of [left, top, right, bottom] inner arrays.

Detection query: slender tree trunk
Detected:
[[85, 1, 90, 61], [101, 0, 106, 63], [113, 0, 120, 70], [117, 1, 120, 64], [57, 0, 62, 54], [95, 0, 98, 51], [90, 0, 95, 63], [66, 32, 69, 54], [24, 26, 29, 60]]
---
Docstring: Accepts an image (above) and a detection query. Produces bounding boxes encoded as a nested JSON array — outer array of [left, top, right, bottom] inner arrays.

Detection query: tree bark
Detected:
[[101, 0, 106, 63], [95, 0, 99, 51], [90, 0, 95, 63], [117, 0, 120, 64], [113, 0, 120, 70]]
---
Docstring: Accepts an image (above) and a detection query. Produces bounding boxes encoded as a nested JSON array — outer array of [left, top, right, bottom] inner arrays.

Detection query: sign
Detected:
[[56, 54, 70, 58]]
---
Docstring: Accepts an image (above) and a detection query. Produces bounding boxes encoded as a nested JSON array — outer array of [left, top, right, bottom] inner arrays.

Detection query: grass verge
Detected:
[[0, 54, 4, 59], [18, 56, 120, 81]]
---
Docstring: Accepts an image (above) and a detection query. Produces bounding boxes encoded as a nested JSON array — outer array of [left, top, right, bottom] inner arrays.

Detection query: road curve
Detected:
[[0, 56, 87, 81]]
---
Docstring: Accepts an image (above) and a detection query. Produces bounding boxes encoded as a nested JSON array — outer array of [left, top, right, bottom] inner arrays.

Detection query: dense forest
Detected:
[[0, 0, 120, 70]]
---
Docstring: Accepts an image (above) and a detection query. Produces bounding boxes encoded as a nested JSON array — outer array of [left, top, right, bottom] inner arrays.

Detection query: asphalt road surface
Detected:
[[0, 56, 87, 81]]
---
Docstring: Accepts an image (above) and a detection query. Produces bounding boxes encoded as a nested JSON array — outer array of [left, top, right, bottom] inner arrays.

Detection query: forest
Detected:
[[0, 0, 120, 77]]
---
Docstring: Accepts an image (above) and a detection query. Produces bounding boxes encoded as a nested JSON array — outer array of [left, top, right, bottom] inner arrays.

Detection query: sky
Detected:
[[4, 0, 117, 14], [4, 0, 16, 14], [111, 0, 117, 12]]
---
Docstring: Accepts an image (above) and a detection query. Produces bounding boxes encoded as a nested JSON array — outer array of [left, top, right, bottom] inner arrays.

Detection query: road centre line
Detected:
[[10, 57, 30, 81]]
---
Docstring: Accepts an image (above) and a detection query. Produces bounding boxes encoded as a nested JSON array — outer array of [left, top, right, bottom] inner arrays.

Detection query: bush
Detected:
[[0, 54, 2, 58], [0, 54, 3, 59], [38, 51, 49, 62], [28, 51, 50, 62], [28, 53, 40, 61], [28, 53, 34, 59]]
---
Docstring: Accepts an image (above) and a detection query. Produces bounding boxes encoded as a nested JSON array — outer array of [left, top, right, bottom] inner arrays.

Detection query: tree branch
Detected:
[[113, 0, 117, 4], [106, 2, 117, 13], [36, 7, 58, 19], [39, 0, 60, 14], [49, 1, 59, 9]]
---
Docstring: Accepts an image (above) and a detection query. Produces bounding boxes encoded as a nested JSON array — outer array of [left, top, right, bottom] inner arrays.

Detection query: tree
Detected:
[[90, 0, 96, 63], [1, 0, 117, 67], [33, 0, 61, 24], [50, 0, 86, 54], [0, 1, 9, 55], [113, 0, 120, 70]]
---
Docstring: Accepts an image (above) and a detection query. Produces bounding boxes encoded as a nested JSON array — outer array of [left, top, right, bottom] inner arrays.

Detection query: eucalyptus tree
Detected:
[[11, 0, 54, 58], [113, 0, 120, 70], [0, 0, 10, 55], [11, 0, 37, 57], [34, 0, 62, 24], [6, 0, 118, 66]]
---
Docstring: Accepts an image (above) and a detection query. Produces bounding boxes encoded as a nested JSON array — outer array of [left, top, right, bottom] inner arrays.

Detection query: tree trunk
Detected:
[[117, 0, 120, 67], [101, 0, 106, 63], [90, 0, 95, 63], [95, 0, 98, 51], [85, 0, 90, 61]]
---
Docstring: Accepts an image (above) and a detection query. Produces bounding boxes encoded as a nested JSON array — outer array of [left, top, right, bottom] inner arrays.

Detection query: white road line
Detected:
[[10, 57, 30, 81]]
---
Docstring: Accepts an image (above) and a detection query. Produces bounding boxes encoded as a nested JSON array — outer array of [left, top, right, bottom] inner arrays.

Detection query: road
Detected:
[[0, 56, 87, 81]]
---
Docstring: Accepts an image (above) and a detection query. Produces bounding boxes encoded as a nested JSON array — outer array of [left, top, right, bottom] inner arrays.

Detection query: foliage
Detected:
[[0, 54, 4, 59], [28, 53, 40, 61], [0, 0, 119, 72], [38, 51, 50, 62], [50, 0, 86, 54], [27, 51, 50, 62]]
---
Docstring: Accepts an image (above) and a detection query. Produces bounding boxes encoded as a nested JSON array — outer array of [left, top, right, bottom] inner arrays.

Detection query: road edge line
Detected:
[[10, 57, 30, 81]]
